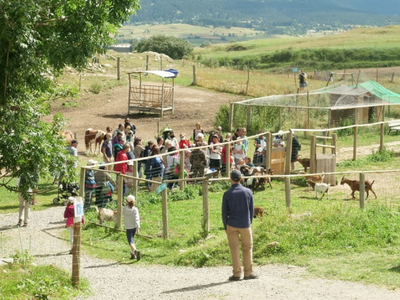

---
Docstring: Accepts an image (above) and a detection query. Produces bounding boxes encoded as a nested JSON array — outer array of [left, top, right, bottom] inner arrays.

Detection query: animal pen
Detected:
[[229, 78, 400, 132], [127, 70, 176, 116]]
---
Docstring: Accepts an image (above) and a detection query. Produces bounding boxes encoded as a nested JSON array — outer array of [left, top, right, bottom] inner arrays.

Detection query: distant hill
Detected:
[[129, 0, 400, 34]]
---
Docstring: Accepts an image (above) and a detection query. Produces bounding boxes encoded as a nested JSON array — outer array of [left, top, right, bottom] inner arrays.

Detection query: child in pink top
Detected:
[[64, 197, 85, 254]]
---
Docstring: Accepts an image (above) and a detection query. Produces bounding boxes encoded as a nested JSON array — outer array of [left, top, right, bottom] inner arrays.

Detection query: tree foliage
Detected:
[[0, 0, 140, 192], [135, 35, 194, 59]]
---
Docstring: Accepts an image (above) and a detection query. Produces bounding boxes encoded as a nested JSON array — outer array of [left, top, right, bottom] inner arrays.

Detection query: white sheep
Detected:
[[315, 183, 330, 200]]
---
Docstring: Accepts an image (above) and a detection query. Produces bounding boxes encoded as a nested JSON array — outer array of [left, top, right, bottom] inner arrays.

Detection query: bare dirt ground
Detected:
[[54, 82, 243, 150]]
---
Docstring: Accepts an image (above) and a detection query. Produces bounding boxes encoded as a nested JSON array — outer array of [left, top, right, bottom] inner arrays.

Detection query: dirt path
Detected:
[[2, 207, 400, 300]]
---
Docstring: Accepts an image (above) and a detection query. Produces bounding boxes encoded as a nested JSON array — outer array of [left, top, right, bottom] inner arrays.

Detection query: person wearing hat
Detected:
[[178, 133, 190, 149], [95, 162, 117, 207], [122, 195, 141, 260], [273, 130, 285, 148], [84, 159, 97, 211], [222, 170, 258, 281]]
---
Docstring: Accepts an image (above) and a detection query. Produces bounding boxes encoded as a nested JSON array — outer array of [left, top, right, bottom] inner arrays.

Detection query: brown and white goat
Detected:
[[340, 176, 377, 200], [301, 171, 325, 190], [240, 166, 273, 191]]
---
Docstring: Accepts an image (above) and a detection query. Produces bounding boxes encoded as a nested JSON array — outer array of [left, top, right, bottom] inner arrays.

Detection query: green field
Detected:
[[117, 24, 272, 45]]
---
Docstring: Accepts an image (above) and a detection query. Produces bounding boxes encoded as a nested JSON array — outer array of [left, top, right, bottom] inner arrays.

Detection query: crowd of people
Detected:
[[67, 117, 302, 211]]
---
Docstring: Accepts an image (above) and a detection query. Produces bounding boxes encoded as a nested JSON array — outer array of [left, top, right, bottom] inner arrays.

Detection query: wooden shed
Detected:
[[127, 70, 176, 117], [329, 86, 384, 127]]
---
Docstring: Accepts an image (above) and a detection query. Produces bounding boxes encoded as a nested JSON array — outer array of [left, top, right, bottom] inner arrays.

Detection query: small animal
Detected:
[[302, 172, 325, 190], [315, 182, 330, 200], [296, 156, 310, 172], [95, 206, 117, 224], [340, 176, 377, 200], [254, 206, 266, 218]]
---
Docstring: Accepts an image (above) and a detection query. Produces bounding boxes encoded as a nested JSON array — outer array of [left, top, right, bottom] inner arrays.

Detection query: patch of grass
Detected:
[[89, 82, 102, 94], [0, 253, 90, 299]]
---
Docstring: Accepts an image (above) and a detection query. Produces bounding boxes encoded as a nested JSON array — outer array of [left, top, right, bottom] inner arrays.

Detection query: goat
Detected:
[[302, 172, 325, 190], [254, 206, 266, 218], [240, 165, 273, 191], [296, 156, 310, 172], [315, 183, 330, 200], [94, 206, 117, 224], [340, 176, 377, 200]]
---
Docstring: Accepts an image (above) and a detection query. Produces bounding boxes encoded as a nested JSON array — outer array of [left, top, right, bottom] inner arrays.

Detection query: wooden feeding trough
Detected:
[[127, 70, 176, 117]]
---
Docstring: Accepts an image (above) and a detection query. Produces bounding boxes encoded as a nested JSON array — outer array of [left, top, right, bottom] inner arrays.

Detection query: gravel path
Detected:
[[1, 207, 400, 300]]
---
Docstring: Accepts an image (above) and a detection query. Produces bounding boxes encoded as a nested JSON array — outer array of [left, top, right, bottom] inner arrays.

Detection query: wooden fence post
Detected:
[[133, 162, 138, 197], [191, 65, 197, 86], [285, 131, 293, 174], [380, 123, 384, 152], [72, 221, 81, 287], [202, 179, 210, 235], [116, 175, 123, 229], [146, 55, 149, 71], [179, 149, 185, 190], [310, 135, 316, 173], [265, 132, 272, 171], [162, 188, 168, 239], [229, 103, 234, 132], [226, 142, 231, 176], [359, 173, 365, 210], [285, 176, 291, 213], [117, 57, 120, 80], [353, 126, 358, 161]]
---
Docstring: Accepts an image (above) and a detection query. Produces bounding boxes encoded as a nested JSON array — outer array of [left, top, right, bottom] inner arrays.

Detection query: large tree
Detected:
[[0, 0, 140, 193]]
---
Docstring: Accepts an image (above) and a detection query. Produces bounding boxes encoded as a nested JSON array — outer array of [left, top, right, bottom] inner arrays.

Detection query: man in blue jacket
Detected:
[[222, 169, 258, 281]]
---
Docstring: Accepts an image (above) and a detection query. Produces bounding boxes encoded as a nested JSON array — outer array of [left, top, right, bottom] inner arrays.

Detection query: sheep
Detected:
[[296, 156, 310, 172], [315, 182, 330, 200], [340, 176, 377, 200]]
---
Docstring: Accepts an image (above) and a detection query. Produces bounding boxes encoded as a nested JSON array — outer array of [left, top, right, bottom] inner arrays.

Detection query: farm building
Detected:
[[230, 78, 400, 130]]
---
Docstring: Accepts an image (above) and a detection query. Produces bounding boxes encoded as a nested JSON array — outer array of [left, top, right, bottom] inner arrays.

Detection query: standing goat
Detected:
[[296, 156, 310, 172], [315, 183, 330, 200], [340, 176, 377, 200]]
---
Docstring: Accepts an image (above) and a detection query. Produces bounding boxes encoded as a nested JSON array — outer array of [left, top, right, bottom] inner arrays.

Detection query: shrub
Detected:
[[135, 35, 194, 59], [89, 82, 102, 94]]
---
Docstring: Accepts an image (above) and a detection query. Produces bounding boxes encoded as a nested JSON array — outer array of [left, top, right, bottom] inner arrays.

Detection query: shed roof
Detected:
[[127, 70, 176, 78]]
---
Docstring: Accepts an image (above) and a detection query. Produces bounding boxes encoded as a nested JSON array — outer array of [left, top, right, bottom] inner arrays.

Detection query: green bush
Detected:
[[89, 82, 102, 94], [135, 34, 194, 59]]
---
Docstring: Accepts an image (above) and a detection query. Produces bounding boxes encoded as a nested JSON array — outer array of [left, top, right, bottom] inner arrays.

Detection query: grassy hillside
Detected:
[[194, 25, 400, 70]]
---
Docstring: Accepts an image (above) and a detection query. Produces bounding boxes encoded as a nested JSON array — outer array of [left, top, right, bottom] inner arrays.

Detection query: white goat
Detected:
[[315, 183, 330, 200]]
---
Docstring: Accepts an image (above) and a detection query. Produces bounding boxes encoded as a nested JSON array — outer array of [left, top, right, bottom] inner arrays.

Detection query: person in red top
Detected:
[[64, 197, 85, 254], [114, 143, 130, 195], [179, 133, 190, 149], [114, 143, 129, 174]]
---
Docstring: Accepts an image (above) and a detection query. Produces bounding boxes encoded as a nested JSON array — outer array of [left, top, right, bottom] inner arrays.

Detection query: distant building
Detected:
[[109, 44, 132, 53]]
